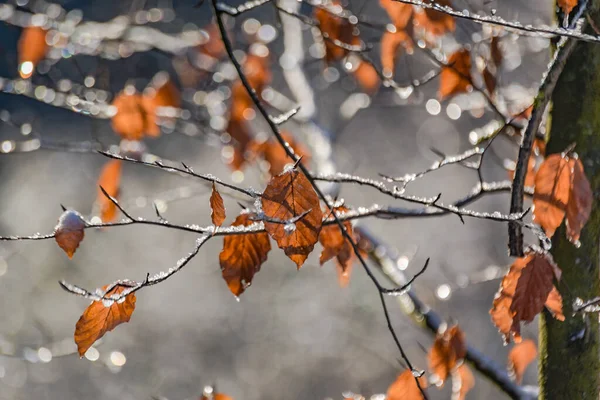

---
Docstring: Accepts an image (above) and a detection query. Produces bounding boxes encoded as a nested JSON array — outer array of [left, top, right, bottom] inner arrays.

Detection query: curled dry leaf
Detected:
[[97, 159, 122, 223], [558, 0, 578, 14], [261, 168, 323, 268], [428, 324, 467, 385], [210, 184, 226, 227], [380, 0, 413, 29], [533, 154, 571, 238], [219, 212, 271, 296], [451, 364, 474, 400], [74, 283, 137, 357], [54, 210, 86, 259], [414, 0, 456, 37], [508, 339, 537, 384], [319, 206, 353, 266], [381, 30, 413, 76], [18, 26, 48, 78], [439, 49, 472, 100], [490, 251, 563, 343], [387, 369, 427, 400], [566, 158, 593, 243]]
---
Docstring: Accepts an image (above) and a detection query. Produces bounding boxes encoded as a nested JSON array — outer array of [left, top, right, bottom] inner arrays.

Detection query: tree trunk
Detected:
[[539, 5, 600, 399]]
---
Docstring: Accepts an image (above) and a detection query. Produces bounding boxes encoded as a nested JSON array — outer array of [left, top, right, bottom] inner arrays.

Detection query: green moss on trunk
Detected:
[[539, 6, 600, 399]]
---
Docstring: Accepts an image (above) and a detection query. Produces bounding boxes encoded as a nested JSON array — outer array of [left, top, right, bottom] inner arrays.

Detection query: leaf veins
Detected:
[[428, 324, 467, 385], [439, 49, 472, 100], [219, 212, 271, 296], [261, 168, 323, 268], [74, 283, 136, 357]]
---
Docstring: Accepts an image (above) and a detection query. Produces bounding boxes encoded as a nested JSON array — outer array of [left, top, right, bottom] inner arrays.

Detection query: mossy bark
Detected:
[[539, 5, 600, 399]]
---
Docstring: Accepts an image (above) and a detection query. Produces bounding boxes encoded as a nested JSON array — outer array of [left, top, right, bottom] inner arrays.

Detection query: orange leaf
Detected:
[[508, 339, 537, 384], [451, 364, 474, 400], [381, 30, 413, 76], [387, 369, 427, 400], [54, 210, 86, 259], [142, 73, 181, 137], [319, 206, 353, 265], [199, 23, 227, 59], [352, 60, 381, 94], [414, 0, 455, 37], [249, 132, 311, 176], [97, 159, 122, 223], [533, 154, 571, 237], [439, 49, 472, 100], [261, 168, 323, 268], [428, 324, 467, 385], [314, 1, 359, 63], [18, 26, 48, 78], [380, 0, 414, 29], [565, 158, 592, 243], [558, 0, 578, 14], [490, 251, 563, 343], [74, 283, 137, 357], [201, 395, 233, 400], [210, 184, 226, 227], [111, 90, 152, 140], [336, 257, 353, 288], [545, 286, 565, 321], [219, 212, 271, 296]]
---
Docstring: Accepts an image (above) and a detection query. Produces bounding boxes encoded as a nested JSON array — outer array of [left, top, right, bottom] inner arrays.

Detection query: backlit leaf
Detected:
[[428, 324, 467, 385], [352, 60, 381, 94], [533, 154, 571, 237], [508, 339, 537, 384], [210, 184, 226, 227], [439, 49, 472, 100], [111, 90, 151, 141], [414, 0, 455, 37], [314, 1, 360, 63], [380, 0, 413, 29], [545, 286, 565, 321], [381, 30, 413, 76], [54, 210, 86, 259], [451, 364, 474, 400], [97, 159, 122, 223], [74, 283, 136, 357], [387, 369, 427, 400], [558, 0, 578, 14], [219, 212, 271, 296], [490, 251, 563, 343], [142, 72, 181, 137], [566, 158, 592, 243], [319, 206, 353, 266], [261, 168, 323, 268], [249, 132, 311, 176], [18, 26, 48, 79]]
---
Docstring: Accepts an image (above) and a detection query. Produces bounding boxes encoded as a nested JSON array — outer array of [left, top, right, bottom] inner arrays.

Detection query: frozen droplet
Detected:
[[412, 369, 425, 378], [284, 223, 296, 235]]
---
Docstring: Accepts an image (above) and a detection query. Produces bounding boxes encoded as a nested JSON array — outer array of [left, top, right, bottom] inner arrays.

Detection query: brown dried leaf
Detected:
[[490, 251, 563, 343], [142, 73, 181, 137], [414, 0, 456, 36], [545, 286, 565, 321], [558, 0, 578, 14], [111, 91, 152, 141], [201, 395, 233, 400], [54, 210, 86, 259], [314, 1, 359, 63], [219, 213, 271, 296], [381, 30, 413, 76], [428, 324, 467, 385], [566, 158, 593, 243], [249, 132, 311, 176], [380, 0, 414, 29], [439, 49, 472, 100], [97, 159, 122, 223], [319, 206, 353, 265], [353, 60, 381, 94], [210, 184, 226, 227], [451, 364, 474, 400], [533, 154, 571, 238], [74, 283, 136, 357], [18, 26, 48, 78], [508, 339, 537, 384], [261, 168, 323, 268], [387, 369, 427, 400], [336, 257, 353, 288]]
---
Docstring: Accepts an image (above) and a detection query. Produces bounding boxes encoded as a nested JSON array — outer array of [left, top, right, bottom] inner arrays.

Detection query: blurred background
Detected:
[[0, 0, 552, 398]]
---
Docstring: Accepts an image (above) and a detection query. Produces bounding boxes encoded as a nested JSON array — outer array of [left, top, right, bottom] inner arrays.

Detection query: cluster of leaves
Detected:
[[490, 147, 592, 342], [351, 325, 538, 399], [54, 164, 358, 356]]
